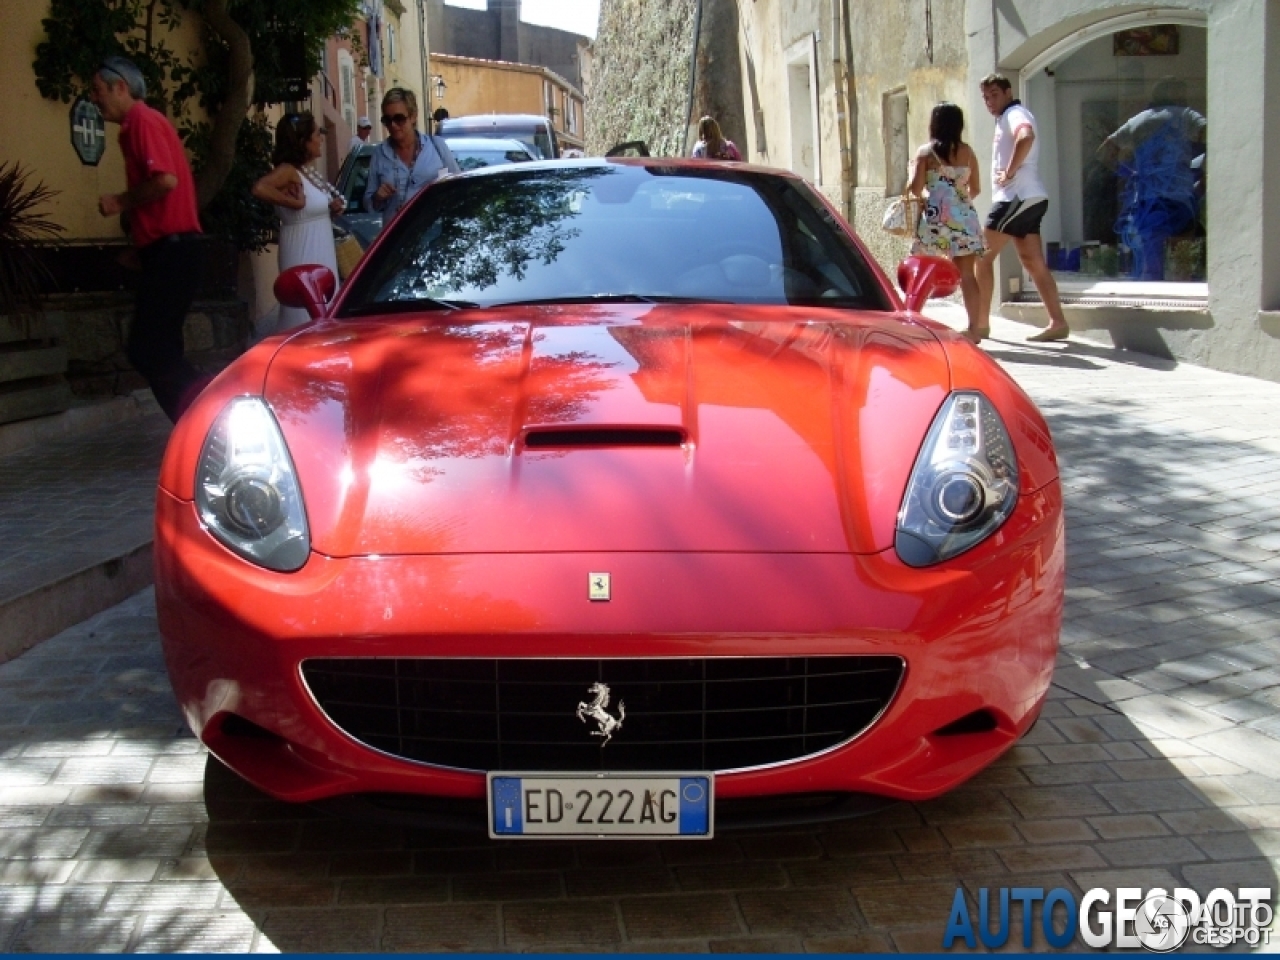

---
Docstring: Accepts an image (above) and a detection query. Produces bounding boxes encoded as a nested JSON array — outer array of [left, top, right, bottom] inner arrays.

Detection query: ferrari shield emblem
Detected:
[[588, 572, 610, 601]]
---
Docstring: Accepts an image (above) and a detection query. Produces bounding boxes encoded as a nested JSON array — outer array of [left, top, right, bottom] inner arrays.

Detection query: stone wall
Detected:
[[854, 187, 915, 283], [518, 21, 585, 89], [0, 312, 71, 425], [587, 0, 695, 157], [847, 0, 969, 192], [52, 295, 249, 398]]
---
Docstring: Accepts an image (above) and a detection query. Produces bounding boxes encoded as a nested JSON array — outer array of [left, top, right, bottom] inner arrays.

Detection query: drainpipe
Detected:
[[682, 0, 705, 156], [829, 0, 852, 223]]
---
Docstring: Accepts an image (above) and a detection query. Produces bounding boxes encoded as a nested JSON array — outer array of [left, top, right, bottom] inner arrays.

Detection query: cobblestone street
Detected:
[[1, 312, 1279, 952]]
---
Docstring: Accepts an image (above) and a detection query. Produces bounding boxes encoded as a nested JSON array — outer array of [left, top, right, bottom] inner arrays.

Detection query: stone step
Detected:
[[0, 376, 73, 425], [0, 344, 68, 385], [0, 311, 64, 344]]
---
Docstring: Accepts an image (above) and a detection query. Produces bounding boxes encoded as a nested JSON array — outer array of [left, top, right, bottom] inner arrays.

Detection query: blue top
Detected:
[[364, 132, 461, 223]]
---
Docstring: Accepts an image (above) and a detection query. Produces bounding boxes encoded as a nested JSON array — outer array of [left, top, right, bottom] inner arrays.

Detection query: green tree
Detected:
[[32, 0, 363, 251]]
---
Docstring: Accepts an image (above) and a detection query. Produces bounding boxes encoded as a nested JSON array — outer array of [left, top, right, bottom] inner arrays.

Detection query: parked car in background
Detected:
[[443, 136, 537, 172], [439, 113, 559, 160], [332, 144, 379, 249], [332, 138, 536, 247], [156, 158, 1064, 836]]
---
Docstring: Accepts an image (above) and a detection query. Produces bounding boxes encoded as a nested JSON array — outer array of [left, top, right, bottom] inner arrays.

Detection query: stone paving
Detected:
[[0, 412, 169, 608], [1, 311, 1279, 952]]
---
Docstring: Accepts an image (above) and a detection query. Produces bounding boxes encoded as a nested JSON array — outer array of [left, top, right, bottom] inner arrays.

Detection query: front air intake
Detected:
[[932, 709, 999, 736]]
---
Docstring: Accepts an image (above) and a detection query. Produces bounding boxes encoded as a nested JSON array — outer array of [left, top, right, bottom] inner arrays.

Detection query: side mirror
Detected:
[[605, 140, 651, 158], [274, 265, 337, 321], [897, 255, 961, 313]]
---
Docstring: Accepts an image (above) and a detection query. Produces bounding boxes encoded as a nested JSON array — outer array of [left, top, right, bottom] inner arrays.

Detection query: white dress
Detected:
[[277, 174, 339, 330]]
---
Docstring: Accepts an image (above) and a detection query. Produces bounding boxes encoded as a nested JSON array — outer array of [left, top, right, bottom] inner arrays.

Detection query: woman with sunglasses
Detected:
[[252, 111, 346, 330], [364, 88, 461, 225]]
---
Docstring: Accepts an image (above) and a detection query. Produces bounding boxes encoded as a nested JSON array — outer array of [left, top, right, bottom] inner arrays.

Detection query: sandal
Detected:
[[961, 327, 989, 344]]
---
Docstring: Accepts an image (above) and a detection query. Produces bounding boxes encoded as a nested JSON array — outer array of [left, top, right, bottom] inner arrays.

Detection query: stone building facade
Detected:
[[424, 0, 588, 90], [631, 0, 1280, 382], [429, 53, 586, 153]]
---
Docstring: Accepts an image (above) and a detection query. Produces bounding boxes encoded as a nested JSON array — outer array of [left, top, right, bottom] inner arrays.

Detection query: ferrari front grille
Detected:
[[300, 656, 903, 773]]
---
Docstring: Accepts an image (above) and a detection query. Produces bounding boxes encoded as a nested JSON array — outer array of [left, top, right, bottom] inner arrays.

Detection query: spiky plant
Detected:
[[0, 161, 63, 319]]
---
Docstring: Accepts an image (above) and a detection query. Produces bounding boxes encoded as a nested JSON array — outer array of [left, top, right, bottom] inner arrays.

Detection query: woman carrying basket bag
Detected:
[[905, 102, 987, 342], [882, 191, 923, 237]]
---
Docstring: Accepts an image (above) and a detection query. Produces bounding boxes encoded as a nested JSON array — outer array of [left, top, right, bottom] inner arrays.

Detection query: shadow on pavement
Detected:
[[195, 701, 1279, 952], [3, 342, 1280, 951]]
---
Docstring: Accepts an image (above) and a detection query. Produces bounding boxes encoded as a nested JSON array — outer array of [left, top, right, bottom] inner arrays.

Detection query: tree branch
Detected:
[[145, 0, 157, 57], [195, 0, 254, 209]]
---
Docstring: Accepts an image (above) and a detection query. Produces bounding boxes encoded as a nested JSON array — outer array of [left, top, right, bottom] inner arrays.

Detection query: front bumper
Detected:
[[156, 482, 1063, 806]]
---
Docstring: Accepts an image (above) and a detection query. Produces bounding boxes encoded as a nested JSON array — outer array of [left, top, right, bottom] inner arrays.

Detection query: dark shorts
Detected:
[[986, 197, 1049, 238]]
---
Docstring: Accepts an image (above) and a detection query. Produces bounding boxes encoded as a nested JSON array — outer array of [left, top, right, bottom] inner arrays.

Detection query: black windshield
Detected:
[[338, 163, 893, 316]]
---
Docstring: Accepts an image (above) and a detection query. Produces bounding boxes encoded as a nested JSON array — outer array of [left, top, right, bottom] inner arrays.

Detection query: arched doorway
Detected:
[[1018, 11, 1208, 289]]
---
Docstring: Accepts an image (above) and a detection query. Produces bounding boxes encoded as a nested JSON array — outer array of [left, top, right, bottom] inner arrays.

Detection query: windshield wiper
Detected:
[[489, 294, 724, 308], [342, 297, 479, 316]]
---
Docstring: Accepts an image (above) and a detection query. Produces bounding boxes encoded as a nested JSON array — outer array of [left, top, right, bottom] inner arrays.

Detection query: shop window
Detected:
[[1028, 24, 1206, 287], [339, 51, 356, 132]]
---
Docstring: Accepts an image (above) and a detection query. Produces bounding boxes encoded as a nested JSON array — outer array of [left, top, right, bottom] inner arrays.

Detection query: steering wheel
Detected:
[[703, 241, 778, 265]]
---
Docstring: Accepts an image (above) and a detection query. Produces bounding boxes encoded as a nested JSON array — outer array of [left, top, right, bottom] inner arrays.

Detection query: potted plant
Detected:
[[1164, 237, 1205, 282], [0, 161, 71, 424], [0, 161, 62, 320]]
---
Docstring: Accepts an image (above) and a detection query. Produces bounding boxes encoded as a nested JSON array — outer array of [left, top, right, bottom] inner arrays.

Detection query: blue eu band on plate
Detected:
[[489, 772, 714, 838]]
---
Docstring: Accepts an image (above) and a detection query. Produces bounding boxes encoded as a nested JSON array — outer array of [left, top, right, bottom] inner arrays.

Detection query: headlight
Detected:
[[895, 391, 1018, 567], [195, 397, 310, 572]]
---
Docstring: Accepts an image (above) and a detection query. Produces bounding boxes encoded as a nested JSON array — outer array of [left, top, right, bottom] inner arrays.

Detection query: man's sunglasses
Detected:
[[381, 113, 410, 126]]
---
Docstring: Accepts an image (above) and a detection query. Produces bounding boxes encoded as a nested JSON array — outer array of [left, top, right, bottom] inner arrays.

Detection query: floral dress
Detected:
[[913, 150, 985, 258]]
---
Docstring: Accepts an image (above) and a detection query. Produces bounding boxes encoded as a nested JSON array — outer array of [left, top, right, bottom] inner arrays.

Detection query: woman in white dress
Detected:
[[252, 112, 345, 330]]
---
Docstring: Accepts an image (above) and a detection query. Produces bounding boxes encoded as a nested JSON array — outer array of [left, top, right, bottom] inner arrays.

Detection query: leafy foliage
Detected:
[[31, 0, 363, 251], [32, 0, 184, 109], [187, 113, 277, 253], [0, 163, 65, 318]]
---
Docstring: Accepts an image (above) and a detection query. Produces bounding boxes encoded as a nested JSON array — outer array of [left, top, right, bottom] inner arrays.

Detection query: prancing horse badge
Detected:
[[588, 572, 611, 601]]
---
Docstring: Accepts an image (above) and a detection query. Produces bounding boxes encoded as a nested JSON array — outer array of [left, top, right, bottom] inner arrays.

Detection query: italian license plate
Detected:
[[487, 772, 713, 839]]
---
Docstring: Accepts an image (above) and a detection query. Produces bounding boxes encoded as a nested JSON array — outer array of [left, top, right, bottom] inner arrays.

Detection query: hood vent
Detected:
[[524, 427, 685, 449]]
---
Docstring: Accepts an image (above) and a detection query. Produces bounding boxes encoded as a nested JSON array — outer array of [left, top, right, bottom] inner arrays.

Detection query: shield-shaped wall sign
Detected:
[[71, 98, 107, 166]]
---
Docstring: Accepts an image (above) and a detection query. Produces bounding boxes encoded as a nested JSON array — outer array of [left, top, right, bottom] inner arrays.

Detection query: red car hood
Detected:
[[265, 303, 949, 557]]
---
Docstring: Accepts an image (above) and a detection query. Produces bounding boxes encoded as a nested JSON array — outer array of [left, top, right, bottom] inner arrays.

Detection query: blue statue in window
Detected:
[[1099, 78, 1206, 281]]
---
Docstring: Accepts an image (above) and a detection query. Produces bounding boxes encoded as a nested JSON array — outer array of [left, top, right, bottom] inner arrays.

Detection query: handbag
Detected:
[[334, 229, 364, 281], [882, 192, 923, 238]]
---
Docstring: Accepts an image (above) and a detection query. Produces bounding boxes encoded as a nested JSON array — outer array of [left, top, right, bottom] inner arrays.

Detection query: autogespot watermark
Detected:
[[943, 885, 1274, 951]]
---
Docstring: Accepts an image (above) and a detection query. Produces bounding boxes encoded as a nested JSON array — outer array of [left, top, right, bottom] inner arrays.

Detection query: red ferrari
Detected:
[[156, 158, 1062, 837]]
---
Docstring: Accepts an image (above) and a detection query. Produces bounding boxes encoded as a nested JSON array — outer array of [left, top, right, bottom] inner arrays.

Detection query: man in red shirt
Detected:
[[91, 57, 207, 421]]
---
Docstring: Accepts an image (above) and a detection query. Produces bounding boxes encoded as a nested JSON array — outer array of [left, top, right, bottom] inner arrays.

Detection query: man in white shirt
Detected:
[[975, 73, 1069, 343], [348, 116, 373, 157]]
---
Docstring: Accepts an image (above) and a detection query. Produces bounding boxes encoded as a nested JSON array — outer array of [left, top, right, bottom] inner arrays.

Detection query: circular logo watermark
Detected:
[[1136, 893, 1191, 953]]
